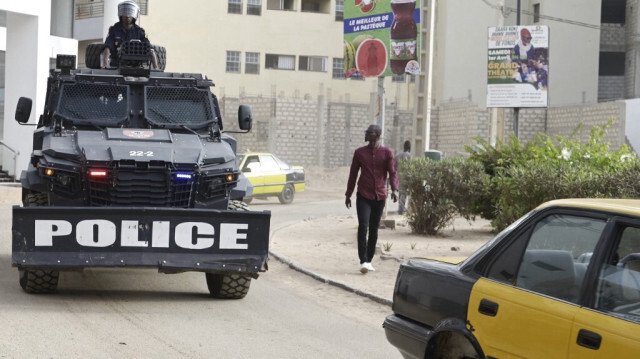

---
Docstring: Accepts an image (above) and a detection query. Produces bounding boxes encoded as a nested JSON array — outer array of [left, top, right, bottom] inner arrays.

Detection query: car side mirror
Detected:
[[243, 168, 251, 173], [238, 105, 252, 131], [15, 97, 32, 124]]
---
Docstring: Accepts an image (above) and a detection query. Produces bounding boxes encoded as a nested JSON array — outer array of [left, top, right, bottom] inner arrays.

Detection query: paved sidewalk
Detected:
[[270, 212, 494, 306]]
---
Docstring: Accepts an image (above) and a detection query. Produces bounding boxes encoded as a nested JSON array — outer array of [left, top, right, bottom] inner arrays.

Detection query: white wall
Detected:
[[134, 1, 415, 108], [431, 0, 502, 107], [74, 17, 103, 41], [0, 1, 77, 177], [540, 0, 601, 106], [624, 98, 640, 152], [430, 0, 601, 109]]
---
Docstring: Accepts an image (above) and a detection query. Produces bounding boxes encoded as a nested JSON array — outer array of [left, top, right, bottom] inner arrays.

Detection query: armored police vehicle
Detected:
[[11, 41, 269, 299]]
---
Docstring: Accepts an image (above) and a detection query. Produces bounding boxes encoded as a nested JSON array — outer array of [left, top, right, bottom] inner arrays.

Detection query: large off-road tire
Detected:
[[20, 192, 60, 294], [24, 192, 49, 207], [151, 44, 167, 71], [278, 184, 295, 204], [19, 269, 59, 294], [205, 199, 252, 299], [85, 42, 105, 69], [228, 199, 250, 211], [206, 273, 251, 299]]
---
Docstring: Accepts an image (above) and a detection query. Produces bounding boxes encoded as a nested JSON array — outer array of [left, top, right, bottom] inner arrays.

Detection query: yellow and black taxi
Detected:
[[237, 152, 305, 204], [384, 199, 640, 358]]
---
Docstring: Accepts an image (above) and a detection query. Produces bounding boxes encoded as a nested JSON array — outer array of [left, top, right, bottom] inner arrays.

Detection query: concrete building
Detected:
[[73, 0, 417, 109], [412, 0, 640, 158], [0, 0, 77, 180]]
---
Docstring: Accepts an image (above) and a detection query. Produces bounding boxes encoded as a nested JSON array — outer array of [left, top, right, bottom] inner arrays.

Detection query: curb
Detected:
[[269, 250, 392, 307], [268, 223, 392, 307]]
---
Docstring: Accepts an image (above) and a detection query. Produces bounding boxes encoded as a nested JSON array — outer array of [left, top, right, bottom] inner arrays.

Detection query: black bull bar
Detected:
[[12, 206, 271, 275]]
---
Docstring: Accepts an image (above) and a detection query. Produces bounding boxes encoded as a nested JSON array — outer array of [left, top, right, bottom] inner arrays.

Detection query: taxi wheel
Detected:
[[428, 332, 480, 359], [278, 184, 295, 204], [243, 197, 253, 204]]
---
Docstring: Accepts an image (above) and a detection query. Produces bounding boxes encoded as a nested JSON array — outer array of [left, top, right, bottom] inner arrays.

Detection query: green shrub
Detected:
[[400, 157, 488, 235], [468, 121, 640, 231]]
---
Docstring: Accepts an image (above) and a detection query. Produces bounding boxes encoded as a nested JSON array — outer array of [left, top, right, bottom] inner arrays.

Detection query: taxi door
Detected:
[[569, 309, 640, 358], [258, 154, 286, 195], [467, 212, 607, 358], [469, 278, 579, 359], [568, 222, 640, 358], [241, 155, 265, 194]]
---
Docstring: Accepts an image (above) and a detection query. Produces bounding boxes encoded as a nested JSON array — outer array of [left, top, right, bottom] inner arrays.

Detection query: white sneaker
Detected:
[[360, 263, 368, 274], [365, 262, 376, 272]]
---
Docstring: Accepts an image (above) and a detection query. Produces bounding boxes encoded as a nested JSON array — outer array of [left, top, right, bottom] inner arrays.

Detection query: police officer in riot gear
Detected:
[[102, 0, 158, 69]]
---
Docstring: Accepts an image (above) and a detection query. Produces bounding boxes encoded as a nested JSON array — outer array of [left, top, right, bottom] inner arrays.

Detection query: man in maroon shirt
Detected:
[[345, 124, 399, 274]]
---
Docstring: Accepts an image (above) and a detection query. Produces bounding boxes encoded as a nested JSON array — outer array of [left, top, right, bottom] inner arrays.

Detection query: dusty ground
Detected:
[[271, 166, 495, 302]]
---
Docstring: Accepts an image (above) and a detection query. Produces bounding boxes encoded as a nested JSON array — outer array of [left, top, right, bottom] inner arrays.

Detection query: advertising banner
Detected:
[[344, 0, 421, 78], [486, 25, 549, 107]]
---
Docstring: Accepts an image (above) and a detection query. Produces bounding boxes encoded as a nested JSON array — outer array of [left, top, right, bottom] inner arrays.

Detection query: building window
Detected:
[[226, 51, 241, 73], [267, 0, 295, 11], [266, 54, 295, 70], [137, 0, 148, 15], [335, 0, 344, 21], [601, 0, 625, 24], [332, 58, 346, 79], [246, 52, 260, 74], [228, 0, 242, 14], [299, 56, 328, 72], [533, 4, 540, 23], [301, 0, 329, 13], [599, 52, 625, 76], [247, 0, 262, 15]]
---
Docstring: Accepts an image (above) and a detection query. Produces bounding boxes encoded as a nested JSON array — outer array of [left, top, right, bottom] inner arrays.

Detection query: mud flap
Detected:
[[12, 206, 270, 275]]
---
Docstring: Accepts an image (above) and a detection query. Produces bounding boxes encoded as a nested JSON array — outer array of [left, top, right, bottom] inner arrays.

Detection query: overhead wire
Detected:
[[480, 0, 602, 30]]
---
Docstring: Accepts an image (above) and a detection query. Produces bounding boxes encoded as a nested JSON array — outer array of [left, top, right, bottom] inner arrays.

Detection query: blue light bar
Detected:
[[175, 173, 192, 180]]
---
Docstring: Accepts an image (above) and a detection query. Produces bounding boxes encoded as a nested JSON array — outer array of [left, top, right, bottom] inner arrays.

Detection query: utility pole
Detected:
[[377, 76, 385, 144], [513, 0, 521, 138]]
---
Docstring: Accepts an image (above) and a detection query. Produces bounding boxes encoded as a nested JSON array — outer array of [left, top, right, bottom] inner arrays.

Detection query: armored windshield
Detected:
[[56, 82, 129, 126], [145, 86, 216, 130]]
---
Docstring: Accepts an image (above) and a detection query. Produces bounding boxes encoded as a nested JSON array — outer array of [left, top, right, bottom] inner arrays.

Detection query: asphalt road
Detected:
[[0, 185, 400, 358]]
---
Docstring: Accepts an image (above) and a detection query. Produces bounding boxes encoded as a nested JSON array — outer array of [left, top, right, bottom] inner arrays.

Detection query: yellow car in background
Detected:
[[237, 152, 305, 204]]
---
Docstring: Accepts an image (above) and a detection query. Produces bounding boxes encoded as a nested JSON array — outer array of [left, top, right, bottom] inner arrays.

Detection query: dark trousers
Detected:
[[398, 189, 408, 214], [356, 193, 386, 264]]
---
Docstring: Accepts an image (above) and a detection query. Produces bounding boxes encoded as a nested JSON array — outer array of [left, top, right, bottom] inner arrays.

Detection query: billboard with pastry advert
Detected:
[[344, 0, 421, 78]]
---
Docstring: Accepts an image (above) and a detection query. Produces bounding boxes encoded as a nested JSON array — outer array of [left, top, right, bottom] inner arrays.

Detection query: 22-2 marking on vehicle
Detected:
[[129, 150, 154, 157]]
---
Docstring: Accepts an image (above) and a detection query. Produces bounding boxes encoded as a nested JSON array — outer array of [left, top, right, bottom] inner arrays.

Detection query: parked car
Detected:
[[384, 198, 640, 359], [237, 152, 305, 204]]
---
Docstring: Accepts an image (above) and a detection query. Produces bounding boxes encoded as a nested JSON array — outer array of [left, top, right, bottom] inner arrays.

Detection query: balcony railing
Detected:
[[75, 0, 148, 20], [75, 1, 104, 19]]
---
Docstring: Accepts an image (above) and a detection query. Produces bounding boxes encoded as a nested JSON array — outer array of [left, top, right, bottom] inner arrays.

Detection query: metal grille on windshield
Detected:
[[145, 86, 215, 128], [57, 82, 129, 124]]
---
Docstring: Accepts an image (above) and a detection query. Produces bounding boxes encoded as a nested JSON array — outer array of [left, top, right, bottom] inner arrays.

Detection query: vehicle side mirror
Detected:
[[15, 97, 32, 124], [243, 168, 251, 173], [238, 105, 252, 131]]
